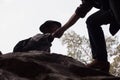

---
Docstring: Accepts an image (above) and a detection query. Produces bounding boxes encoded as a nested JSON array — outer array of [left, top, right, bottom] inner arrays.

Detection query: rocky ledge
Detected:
[[0, 51, 120, 80]]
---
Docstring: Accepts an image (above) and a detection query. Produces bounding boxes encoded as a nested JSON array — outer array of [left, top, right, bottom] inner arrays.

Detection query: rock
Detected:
[[0, 69, 29, 80], [0, 51, 119, 80]]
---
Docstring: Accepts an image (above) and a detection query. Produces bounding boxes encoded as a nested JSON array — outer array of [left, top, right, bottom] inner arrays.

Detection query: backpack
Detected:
[[13, 33, 53, 52], [13, 38, 31, 52]]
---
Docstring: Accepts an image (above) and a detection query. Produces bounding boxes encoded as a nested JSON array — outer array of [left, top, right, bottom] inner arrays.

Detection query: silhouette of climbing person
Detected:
[[52, 0, 120, 73], [13, 20, 61, 52]]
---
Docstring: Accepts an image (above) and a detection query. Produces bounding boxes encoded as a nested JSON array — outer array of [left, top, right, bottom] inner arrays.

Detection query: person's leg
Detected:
[[86, 10, 113, 72], [109, 0, 120, 25]]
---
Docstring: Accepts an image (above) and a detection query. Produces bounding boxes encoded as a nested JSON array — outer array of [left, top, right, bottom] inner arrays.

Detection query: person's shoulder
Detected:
[[34, 33, 43, 36], [31, 33, 45, 41], [44, 33, 51, 36], [32, 33, 43, 38]]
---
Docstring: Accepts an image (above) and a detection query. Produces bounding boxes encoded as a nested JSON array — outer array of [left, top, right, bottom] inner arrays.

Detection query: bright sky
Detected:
[[0, 0, 120, 54]]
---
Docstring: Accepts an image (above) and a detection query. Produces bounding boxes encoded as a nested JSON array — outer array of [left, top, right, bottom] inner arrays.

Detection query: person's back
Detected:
[[13, 20, 61, 52], [21, 33, 53, 52]]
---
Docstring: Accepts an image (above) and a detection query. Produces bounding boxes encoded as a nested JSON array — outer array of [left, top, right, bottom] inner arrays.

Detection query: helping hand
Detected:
[[52, 28, 65, 38]]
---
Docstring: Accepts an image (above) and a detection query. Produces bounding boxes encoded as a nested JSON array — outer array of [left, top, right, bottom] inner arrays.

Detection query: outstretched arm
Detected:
[[52, 13, 80, 38], [52, 0, 93, 38]]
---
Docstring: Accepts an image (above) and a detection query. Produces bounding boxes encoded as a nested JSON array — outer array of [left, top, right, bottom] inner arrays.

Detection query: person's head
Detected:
[[39, 20, 61, 34]]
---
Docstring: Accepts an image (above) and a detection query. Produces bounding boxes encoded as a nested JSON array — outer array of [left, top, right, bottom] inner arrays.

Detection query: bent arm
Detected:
[[62, 13, 80, 31], [61, 0, 93, 31], [52, 13, 80, 38], [53, 0, 93, 38]]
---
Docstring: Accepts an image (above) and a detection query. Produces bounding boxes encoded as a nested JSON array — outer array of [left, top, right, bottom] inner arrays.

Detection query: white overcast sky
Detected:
[[0, 0, 120, 54]]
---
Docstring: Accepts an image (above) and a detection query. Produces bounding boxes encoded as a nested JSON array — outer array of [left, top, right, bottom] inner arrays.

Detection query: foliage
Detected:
[[106, 36, 119, 57], [62, 31, 120, 76], [110, 45, 120, 76], [62, 31, 92, 64]]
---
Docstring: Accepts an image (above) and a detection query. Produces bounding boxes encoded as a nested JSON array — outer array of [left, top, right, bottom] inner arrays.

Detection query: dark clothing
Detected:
[[86, 10, 110, 61], [109, 0, 120, 25], [75, 0, 120, 35], [75, 0, 120, 61], [13, 33, 54, 52], [13, 38, 31, 52]]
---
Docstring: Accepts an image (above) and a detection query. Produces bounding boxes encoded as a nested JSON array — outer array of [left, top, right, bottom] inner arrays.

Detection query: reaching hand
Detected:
[[52, 28, 65, 38]]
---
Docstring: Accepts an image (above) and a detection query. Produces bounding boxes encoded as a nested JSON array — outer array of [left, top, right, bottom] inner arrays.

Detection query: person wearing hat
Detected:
[[13, 20, 61, 52]]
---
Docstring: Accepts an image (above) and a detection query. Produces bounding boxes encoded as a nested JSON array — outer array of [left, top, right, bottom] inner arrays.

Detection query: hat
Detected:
[[39, 20, 61, 33]]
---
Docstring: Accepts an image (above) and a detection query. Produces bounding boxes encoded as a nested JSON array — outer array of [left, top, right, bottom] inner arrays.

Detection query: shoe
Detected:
[[86, 60, 110, 73]]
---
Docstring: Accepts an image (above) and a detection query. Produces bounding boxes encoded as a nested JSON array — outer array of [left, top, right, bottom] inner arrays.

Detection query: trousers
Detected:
[[86, 10, 116, 61]]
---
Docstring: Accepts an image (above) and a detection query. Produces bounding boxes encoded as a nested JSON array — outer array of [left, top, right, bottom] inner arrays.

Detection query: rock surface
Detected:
[[0, 51, 120, 80]]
